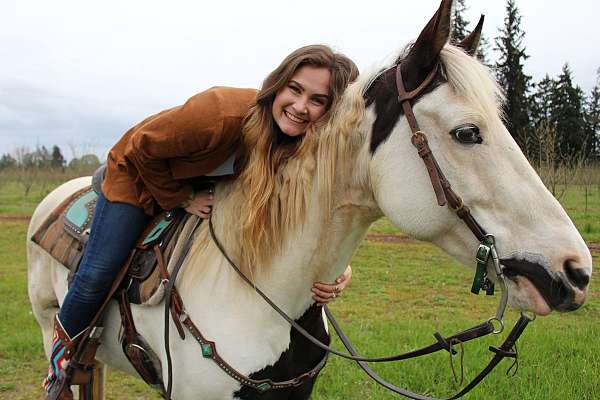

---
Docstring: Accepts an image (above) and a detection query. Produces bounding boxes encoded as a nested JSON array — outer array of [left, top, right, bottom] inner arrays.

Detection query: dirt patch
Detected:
[[366, 233, 414, 244], [367, 232, 600, 253], [0, 215, 30, 222]]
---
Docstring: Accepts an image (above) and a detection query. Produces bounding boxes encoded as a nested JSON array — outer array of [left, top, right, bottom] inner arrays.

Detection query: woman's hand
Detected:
[[311, 265, 353, 305], [184, 190, 214, 219]]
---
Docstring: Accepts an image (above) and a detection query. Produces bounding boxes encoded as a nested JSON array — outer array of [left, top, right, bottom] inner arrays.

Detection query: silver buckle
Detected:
[[475, 243, 491, 264]]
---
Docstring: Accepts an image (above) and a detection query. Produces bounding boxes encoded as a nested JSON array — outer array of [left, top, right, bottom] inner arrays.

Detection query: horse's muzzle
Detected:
[[500, 257, 590, 312]]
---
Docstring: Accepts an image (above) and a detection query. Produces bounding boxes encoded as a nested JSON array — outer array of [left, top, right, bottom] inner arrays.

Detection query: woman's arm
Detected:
[[124, 89, 228, 210]]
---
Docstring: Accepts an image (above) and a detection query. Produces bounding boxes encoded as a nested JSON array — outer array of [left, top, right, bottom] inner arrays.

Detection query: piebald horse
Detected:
[[28, 1, 592, 398]]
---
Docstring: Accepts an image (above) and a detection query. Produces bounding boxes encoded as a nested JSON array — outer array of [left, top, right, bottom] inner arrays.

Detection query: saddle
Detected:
[[31, 176, 199, 394], [31, 185, 193, 305]]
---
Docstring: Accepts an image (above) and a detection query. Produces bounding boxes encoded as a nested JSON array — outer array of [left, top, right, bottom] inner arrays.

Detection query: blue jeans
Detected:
[[58, 191, 150, 337]]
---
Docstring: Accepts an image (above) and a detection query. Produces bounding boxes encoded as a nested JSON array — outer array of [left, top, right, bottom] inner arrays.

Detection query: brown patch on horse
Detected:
[[364, 0, 452, 153]]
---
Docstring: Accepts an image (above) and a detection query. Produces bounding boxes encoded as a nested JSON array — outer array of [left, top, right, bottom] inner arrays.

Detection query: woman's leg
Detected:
[[44, 191, 150, 393]]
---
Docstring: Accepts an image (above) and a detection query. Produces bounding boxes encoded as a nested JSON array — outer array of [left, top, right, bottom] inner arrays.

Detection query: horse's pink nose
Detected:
[[563, 259, 591, 290]]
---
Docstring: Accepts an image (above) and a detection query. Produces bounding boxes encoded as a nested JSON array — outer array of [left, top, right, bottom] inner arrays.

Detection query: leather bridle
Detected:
[[161, 60, 534, 400]]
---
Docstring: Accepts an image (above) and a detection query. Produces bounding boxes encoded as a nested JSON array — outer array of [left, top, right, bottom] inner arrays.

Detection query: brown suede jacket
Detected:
[[102, 87, 257, 216]]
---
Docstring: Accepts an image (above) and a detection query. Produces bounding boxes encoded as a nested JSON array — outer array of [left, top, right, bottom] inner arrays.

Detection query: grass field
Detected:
[[0, 179, 598, 399]]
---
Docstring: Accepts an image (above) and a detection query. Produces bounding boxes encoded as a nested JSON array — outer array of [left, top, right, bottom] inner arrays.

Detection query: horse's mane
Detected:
[[180, 45, 503, 287]]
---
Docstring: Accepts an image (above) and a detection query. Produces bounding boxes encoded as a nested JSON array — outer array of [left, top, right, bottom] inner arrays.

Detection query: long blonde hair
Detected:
[[239, 45, 358, 270]]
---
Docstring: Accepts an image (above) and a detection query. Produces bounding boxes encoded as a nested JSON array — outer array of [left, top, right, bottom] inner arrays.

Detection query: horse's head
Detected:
[[362, 0, 592, 315]]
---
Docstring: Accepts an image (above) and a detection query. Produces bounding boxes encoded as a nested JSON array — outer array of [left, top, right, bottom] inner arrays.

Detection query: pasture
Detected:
[[0, 175, 598, 399]]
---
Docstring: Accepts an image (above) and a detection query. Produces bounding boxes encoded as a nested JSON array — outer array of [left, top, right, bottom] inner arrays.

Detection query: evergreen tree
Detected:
[[475, 35, 491, 67], [584, 80, 600, 158], [550, 64, 588, 159], [494, 0, 532, 151], [450, 0, 489, 64], [451, 0, 469, 42], [51, 145, 66, 169], [530, 75, 556, 127]]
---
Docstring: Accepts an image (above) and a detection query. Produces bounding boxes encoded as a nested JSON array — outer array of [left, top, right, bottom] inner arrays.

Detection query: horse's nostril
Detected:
[[564, 260, 590, 290]]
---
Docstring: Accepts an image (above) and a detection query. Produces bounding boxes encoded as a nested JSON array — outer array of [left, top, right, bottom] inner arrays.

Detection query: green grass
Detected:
[[316, 242, 600, 400], [1, 178, 599, 399], [2, 220, 598, 399]]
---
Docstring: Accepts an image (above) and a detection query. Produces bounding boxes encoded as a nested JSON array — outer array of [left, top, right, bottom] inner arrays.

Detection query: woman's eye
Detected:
[[289, 85, 301, 94], [311, 98, 325, 106], [450, 124, 482, 144]]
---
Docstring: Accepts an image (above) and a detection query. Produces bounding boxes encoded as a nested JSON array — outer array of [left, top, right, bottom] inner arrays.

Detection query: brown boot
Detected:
[[44, 315, 87, 400]]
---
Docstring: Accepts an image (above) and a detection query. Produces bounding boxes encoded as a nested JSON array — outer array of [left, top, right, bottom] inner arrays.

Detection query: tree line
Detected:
[[452, 0, 599, 165], [0, 145, 100, 172]]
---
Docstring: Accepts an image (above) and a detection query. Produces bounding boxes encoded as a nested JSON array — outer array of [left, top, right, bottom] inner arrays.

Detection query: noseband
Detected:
[[162, 61, 535, 400]]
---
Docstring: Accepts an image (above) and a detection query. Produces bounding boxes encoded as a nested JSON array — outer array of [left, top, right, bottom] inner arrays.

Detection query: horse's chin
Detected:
[[511, 276, 552, 316]]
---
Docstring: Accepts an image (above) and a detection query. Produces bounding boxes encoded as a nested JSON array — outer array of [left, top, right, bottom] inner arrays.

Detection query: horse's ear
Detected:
[[399, 0, 452, 90], [458, 15, 485, 56]]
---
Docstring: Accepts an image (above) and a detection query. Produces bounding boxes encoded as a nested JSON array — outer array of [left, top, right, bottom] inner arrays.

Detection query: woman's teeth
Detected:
[[285, 110, 306, 124]]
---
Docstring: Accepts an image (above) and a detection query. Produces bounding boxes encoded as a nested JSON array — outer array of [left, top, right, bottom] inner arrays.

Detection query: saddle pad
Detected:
[[31, 186, 93, 272], [64, 189, 98, 237]]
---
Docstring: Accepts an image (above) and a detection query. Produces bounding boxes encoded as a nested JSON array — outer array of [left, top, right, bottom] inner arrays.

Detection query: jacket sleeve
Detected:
[[124, 89, 227, 210]]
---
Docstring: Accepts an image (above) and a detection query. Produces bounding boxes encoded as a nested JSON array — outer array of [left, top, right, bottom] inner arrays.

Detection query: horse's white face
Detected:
[[367, 51, 592, 316]]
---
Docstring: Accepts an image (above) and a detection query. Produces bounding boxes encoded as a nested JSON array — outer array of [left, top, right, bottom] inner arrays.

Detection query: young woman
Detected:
[[44, 44, 358, 397]]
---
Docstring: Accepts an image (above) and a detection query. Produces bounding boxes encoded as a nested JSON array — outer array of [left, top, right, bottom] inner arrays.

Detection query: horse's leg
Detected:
[[27, 242, 64, 357]]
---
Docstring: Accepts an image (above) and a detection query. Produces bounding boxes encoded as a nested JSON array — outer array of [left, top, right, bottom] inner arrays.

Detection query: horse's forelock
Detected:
[[439, 46, 505, 122]]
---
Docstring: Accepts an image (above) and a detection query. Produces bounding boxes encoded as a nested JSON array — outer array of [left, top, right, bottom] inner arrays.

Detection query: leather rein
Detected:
[[161, 61, 534, 399]]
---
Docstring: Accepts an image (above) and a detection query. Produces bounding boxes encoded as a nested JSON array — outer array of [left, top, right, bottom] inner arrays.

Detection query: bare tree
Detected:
[[532, 120, 583, 201]]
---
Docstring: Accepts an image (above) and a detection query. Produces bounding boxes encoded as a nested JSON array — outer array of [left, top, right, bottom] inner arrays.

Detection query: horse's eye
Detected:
[[450, 124, 482, 144]]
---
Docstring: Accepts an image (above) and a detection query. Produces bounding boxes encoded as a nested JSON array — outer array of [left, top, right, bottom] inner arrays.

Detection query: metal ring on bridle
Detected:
[[520, 311, 537, 322], [487, 317, 505, 334]]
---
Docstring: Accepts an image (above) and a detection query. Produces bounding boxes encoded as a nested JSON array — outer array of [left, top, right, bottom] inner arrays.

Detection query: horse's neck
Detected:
[[176, 206, 375, 325], [180, 140, 379, 320], [250, 181, 380, 318]]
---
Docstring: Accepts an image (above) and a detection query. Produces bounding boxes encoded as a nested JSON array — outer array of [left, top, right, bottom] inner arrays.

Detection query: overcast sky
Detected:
[[2, 0, 599, 159]]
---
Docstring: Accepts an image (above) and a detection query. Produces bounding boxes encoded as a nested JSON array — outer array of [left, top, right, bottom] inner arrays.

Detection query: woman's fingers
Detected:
[[311, 265, 353, 305], [184, 189, 214, 218], [311, 286, 337, 304]]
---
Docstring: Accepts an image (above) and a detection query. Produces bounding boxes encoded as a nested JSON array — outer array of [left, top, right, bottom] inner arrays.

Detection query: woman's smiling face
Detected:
[[272, 65, 331, 137]]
